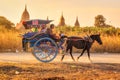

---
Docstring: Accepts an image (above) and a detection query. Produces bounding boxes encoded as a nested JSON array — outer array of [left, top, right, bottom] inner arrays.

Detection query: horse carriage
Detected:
[[21, 19, 103, 63], [22, 19, 62, 63]]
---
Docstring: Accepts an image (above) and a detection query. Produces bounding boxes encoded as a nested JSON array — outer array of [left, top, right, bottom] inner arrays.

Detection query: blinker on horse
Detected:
[[61, 34, 102, 62]]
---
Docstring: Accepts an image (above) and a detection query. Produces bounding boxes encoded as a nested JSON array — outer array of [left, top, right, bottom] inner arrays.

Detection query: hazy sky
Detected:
[[0, 0, 120, 27]]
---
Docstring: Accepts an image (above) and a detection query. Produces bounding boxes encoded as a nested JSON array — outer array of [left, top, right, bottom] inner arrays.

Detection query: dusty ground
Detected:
[[0, 53, 120, 80]]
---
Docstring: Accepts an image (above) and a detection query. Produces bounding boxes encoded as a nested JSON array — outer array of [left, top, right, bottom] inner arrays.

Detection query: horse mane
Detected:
[[68, 36, 83, 39], [90, 34, 100, 37]]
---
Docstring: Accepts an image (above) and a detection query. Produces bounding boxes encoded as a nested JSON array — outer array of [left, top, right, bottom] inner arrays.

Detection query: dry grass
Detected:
[[0, 27, 22, 52], [91, 36, 120, 53], [0, 27, 120, 53], [0, 62, 120, 80]]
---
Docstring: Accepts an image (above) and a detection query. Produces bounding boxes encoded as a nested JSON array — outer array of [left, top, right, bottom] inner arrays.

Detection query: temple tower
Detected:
[[16, 5, 30, 31], [20, 5, 30, 22], [58, 13, 66, 26], [74, 16, 80, 27]]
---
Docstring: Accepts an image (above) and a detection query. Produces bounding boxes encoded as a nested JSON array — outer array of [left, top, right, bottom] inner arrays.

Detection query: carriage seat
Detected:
[[23, 33, 50, 44]]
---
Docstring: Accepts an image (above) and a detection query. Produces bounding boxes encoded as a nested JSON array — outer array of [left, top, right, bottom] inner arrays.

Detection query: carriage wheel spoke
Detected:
[[33, 37, 58, 62]]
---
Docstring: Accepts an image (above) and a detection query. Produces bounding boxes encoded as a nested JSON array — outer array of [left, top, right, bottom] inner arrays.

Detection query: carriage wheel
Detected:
[[32, 37, 58, 63]]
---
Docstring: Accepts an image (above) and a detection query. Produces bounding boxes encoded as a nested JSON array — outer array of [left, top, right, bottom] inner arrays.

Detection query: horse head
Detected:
[[90, 34, 102, 45]]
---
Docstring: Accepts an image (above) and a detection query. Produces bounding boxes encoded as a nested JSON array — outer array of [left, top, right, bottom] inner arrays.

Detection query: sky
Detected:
[[0, 0, 120, 27]]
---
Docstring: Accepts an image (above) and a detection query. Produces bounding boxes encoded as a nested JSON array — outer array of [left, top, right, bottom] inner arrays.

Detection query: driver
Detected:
[[46, 24, 60, 40]]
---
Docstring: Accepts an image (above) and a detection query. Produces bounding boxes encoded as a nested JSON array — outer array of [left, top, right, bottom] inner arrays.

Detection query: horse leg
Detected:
[[87, 49, 92, 63], [69, 47, 75, 61], [77, 48, 86, 61], [61, 54, 65, 61], [61, 45, 69, 61]]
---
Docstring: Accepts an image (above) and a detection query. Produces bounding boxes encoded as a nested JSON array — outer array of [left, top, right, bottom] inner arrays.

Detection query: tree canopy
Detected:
[[94, 15, 106, 27], [94, 15, 114, 28], [0, 16, 14, 29]]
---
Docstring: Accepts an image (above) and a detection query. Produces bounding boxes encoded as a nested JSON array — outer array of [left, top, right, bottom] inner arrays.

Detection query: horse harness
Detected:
[[68, 36, 93, 43]]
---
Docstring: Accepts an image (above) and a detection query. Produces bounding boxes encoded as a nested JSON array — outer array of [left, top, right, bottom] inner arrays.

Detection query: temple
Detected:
[[74, 16, 80, 27], [16, 5, 30, 31], [58, 13, 66, 26]]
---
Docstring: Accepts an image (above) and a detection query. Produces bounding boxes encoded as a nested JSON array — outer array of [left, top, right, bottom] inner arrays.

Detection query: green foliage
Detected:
[[0, 16, 14, 29], [94, 15, 106, 27], [94, 15, 114, 28], [55, 26, 120, 36]]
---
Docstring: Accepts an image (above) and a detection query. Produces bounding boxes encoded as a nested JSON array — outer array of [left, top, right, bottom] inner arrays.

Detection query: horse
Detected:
[[61, 34, 102, 62]]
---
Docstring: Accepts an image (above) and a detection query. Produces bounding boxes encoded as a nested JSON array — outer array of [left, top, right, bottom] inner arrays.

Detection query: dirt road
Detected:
[[0, 52, 120, 63], [0, 53, 120, 80]]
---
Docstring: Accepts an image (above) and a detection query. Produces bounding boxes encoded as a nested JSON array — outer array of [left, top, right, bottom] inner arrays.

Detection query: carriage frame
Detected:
[[22, 19, 59, 63]]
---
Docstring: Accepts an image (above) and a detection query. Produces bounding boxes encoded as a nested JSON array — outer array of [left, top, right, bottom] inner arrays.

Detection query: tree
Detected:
[[0, 16, 14, 29], [94, 15, 106, 27]]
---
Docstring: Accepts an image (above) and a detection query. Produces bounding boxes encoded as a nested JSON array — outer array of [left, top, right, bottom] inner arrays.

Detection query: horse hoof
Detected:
[[89, 60, 92, 63], [90, 61, 93, 63], [73, 59, 75, 61], [76, 57, 79, 61]]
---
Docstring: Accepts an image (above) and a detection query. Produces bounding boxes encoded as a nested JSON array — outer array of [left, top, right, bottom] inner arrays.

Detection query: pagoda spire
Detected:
[[58, 12, 66, 26], [74, 16, 80, 27], [16, 5, 30, 31], [20, 4, 30, 22], [47, 16, 49, 20], [25, 4, 27, 11]]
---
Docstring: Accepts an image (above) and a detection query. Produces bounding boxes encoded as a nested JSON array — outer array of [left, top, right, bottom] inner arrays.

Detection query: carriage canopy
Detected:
[[22, 19, 53, 29]]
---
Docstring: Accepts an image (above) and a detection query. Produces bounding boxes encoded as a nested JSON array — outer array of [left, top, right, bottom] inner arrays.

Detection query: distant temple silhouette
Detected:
[[58, 13, 66, 26], [74, 16, 80, 27], [16, 6, 80, 31], [16, 5, 30, 31], [46, 16, 49, 20], [20, 5, 30, 22]]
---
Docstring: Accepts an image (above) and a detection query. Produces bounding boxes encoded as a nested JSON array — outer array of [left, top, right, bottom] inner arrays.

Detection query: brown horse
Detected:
[[61, 34, 102, 62]]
